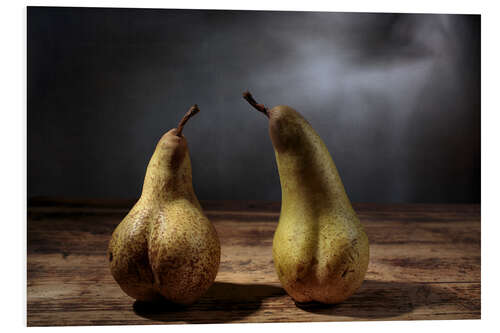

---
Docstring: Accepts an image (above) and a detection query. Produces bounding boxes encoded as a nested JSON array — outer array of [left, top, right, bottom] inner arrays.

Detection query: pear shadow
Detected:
[[294, 279, 480, 320], [133, 282, 286, 324]]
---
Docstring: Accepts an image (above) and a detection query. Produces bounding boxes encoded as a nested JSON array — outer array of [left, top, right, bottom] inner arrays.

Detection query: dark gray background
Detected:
[[28, 7, 480, 203]]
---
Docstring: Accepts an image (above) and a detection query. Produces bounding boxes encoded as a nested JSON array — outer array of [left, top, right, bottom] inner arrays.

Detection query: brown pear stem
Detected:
[[176, 104, 200, 137], [242, 91, 269, 117]]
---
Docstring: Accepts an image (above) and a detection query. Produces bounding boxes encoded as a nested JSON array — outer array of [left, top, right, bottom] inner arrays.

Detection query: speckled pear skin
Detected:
[[268, 105, 369, 304], [107, 128, 220, 305]]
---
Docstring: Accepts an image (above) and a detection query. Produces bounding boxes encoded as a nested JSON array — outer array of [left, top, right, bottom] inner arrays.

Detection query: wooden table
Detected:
[[27, 199, 481, 326]]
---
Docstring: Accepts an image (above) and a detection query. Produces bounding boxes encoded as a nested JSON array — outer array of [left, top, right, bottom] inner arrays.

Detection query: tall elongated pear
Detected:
[[108, 105, 220, 305], [243, 92, 369, 304]]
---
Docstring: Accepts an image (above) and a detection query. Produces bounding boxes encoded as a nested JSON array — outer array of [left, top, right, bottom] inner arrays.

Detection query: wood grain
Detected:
[[27, 199, 480, 326]]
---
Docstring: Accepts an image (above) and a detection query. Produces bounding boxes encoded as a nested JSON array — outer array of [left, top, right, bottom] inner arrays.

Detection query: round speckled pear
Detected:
[[243, 92, 369, 304], [107, 105, 220, 305]]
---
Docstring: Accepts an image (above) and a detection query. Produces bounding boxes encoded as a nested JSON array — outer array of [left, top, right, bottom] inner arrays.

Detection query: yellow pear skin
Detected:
[[243, 92, 369, 304], [107, 105, 220, 305]]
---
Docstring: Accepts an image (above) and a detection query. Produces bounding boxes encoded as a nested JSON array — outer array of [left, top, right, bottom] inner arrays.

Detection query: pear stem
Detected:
[[242, 91, 268, 117], [176, 104, 200, 137]]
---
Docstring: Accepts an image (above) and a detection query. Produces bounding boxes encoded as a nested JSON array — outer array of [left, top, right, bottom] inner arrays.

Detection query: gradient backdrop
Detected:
[[27, 7, 480, 203]]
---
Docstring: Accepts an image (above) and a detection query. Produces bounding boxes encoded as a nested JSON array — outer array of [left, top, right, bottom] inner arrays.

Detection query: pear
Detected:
[[243, 91, 369, 304], [107, 105, 220, 305]]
